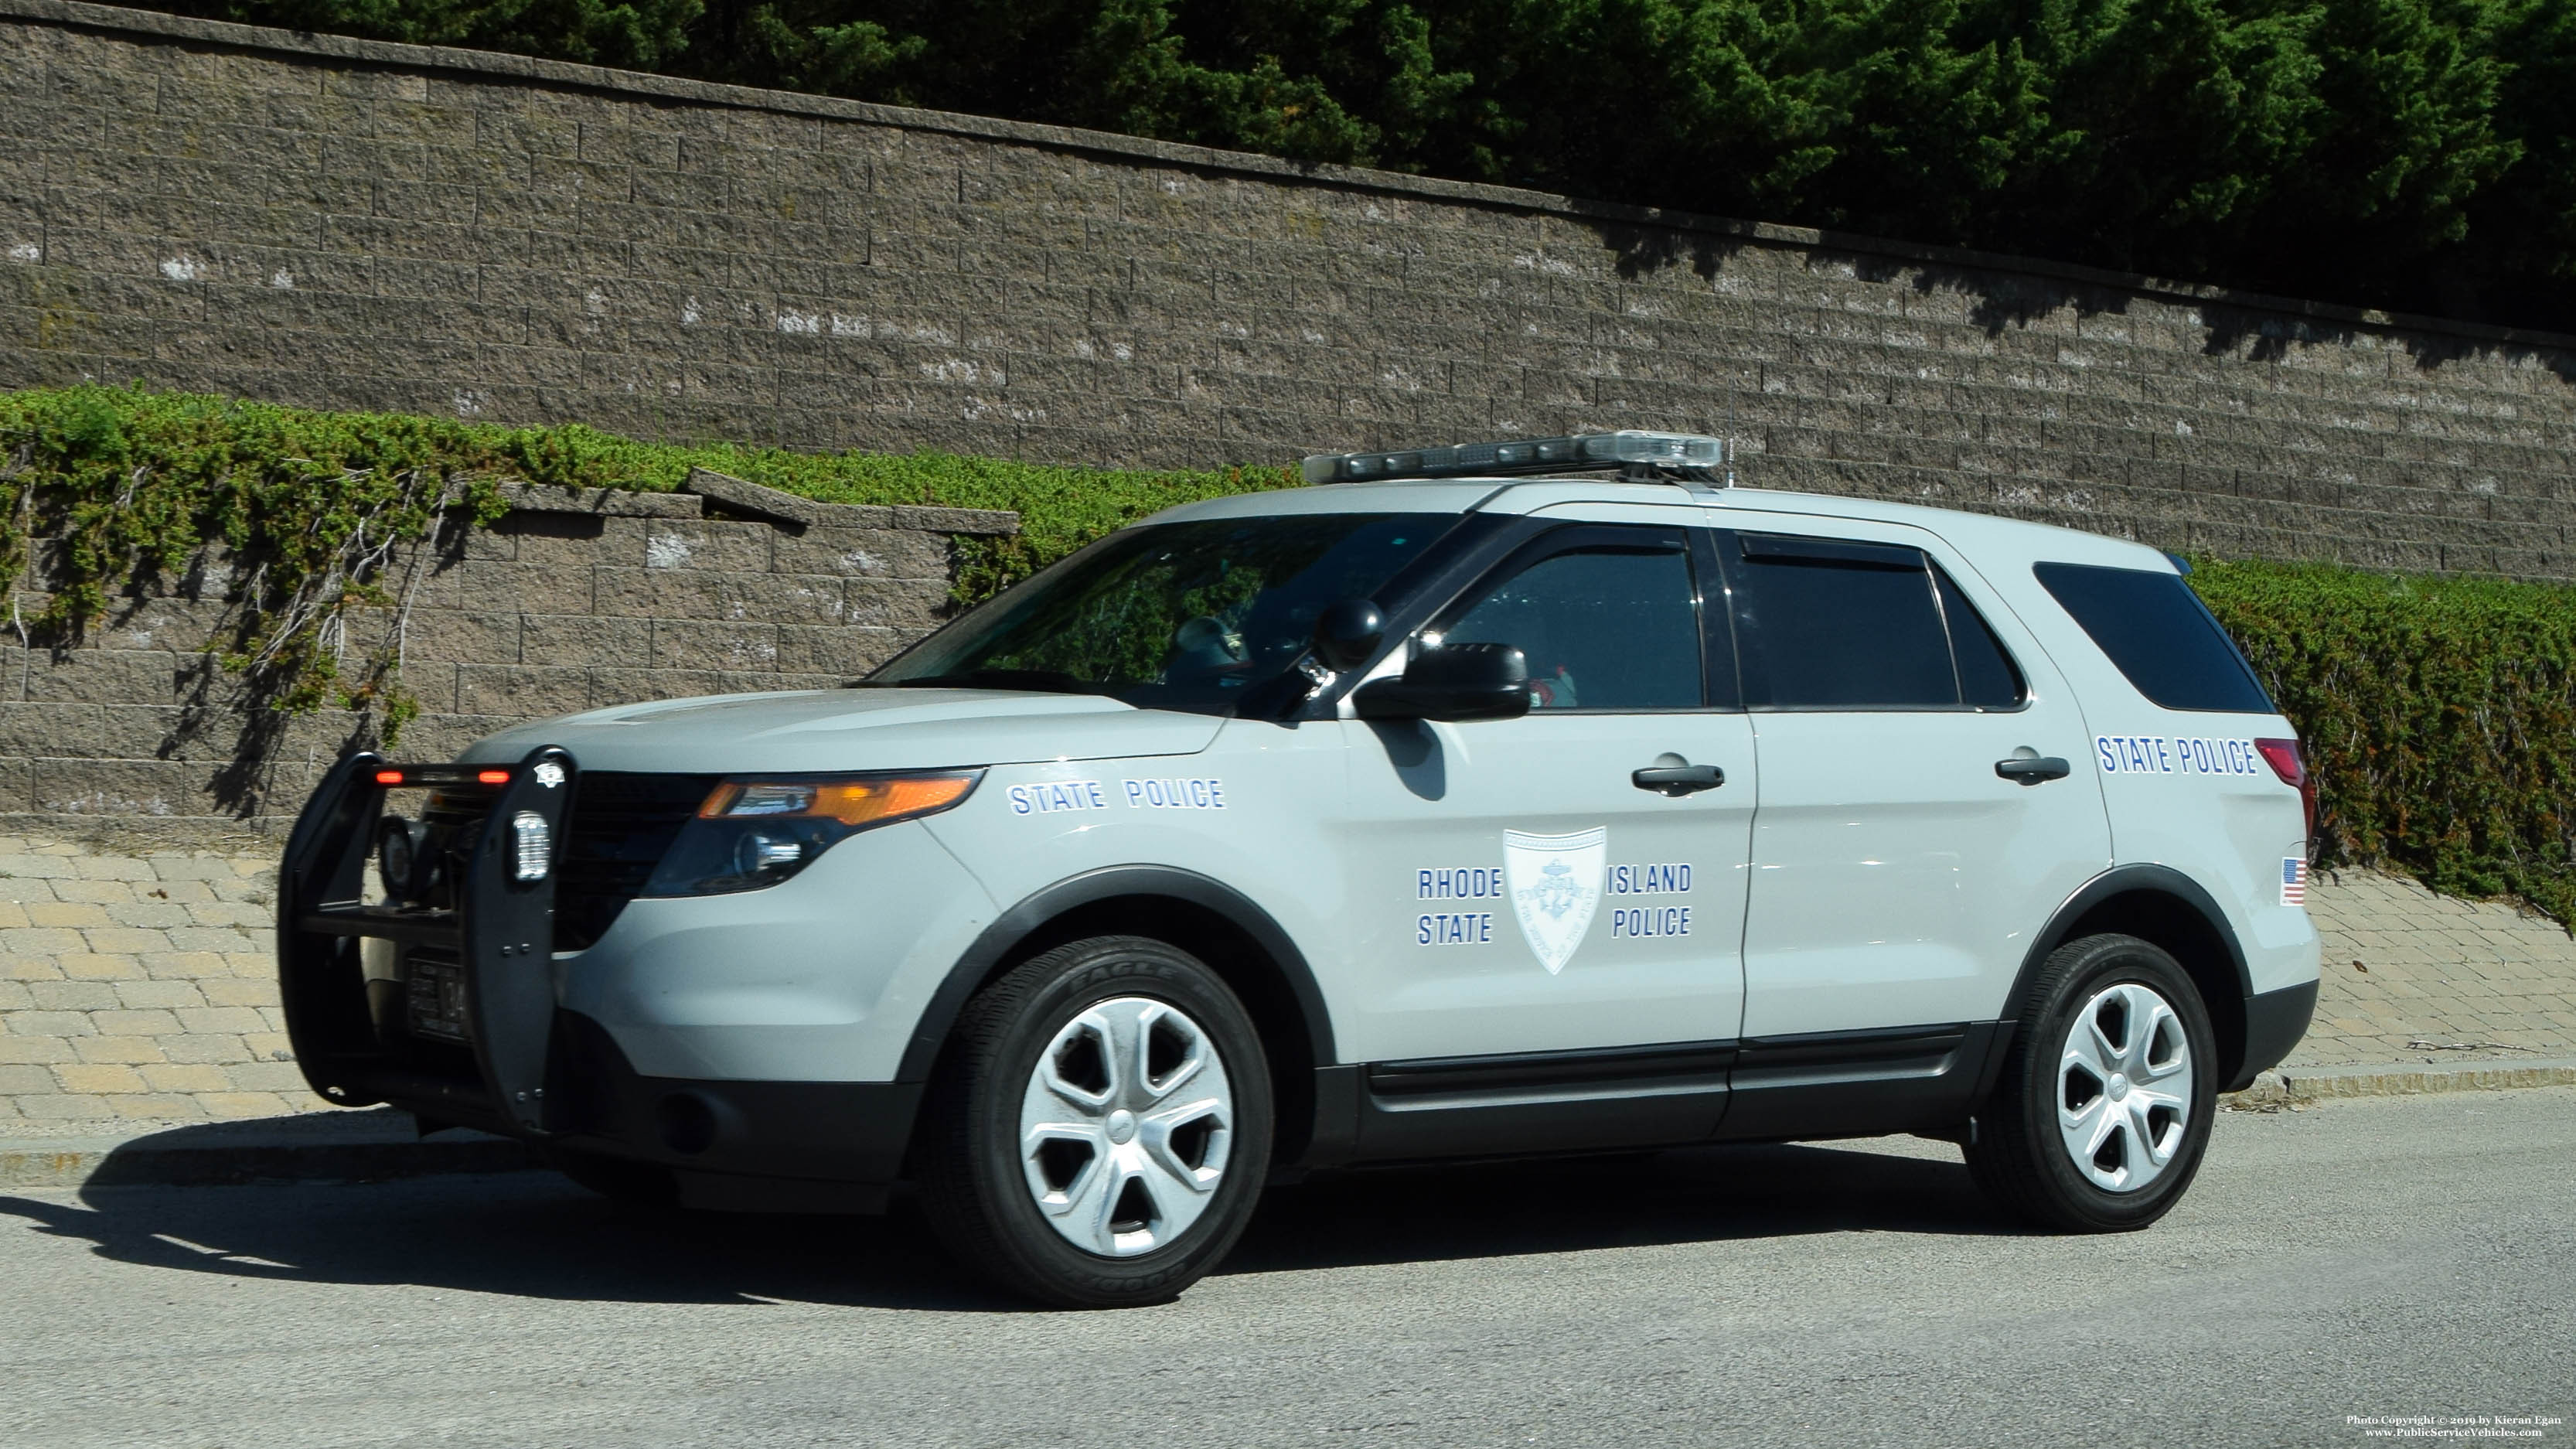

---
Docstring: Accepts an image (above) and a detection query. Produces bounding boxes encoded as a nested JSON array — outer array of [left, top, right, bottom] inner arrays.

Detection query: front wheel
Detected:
[[915, 935, 1274, 1308], [1966, 933, 2217, 1232]]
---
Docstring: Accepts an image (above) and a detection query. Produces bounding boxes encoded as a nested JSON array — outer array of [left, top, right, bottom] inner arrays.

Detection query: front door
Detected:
[[1330, 519, 1757, 1064], [1720, 523, 2112, 1039]]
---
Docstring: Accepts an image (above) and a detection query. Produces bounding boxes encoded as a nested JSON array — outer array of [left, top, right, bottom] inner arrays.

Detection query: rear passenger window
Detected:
[[2033, 563, 2273, 714], [1725, 532, 2026, 711]]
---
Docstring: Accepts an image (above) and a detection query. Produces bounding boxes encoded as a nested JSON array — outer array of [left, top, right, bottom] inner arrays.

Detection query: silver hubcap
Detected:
[[1018, 997, 1235, 1257], [2057, 981, 2194, 1193]]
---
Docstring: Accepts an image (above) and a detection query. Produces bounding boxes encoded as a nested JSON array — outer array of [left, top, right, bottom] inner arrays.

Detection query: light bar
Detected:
[[1300, 431, 1735, 486]]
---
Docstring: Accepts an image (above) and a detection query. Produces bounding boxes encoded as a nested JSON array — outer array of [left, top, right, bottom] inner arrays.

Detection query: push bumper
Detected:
[[276, 748, 925, 1209]]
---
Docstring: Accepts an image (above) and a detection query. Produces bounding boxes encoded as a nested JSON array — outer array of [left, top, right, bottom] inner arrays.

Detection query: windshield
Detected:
[[864, 513, 1455, 712]]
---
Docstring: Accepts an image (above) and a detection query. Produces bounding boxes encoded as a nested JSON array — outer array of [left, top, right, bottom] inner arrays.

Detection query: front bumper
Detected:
[[544, 1011, 921, 1210], [276, 747, 935, 1208]]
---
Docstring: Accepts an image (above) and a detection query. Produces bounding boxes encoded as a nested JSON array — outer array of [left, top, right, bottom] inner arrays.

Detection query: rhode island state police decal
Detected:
[[1504, 827, 1607, 975]]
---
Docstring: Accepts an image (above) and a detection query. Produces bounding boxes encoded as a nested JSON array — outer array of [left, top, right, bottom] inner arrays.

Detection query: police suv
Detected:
[[278, 431, 2320, 1308]]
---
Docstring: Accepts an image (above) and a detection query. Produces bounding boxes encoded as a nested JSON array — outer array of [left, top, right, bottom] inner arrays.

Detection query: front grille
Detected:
[[556, 771, 717, 950]]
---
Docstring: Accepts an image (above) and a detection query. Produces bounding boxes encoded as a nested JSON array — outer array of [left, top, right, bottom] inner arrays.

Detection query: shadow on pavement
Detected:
[[1230, 1139, 2005, 1273], [0, 1137, 2008, 1312]]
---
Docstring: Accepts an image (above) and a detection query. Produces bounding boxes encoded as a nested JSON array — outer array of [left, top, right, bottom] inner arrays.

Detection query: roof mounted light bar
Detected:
[[1300, 430, 1737, 487]]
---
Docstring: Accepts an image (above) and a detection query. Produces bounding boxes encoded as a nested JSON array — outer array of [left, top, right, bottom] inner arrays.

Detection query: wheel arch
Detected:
[[2003, 865, 2254, 1090], [897, 865, 1337, 1165]]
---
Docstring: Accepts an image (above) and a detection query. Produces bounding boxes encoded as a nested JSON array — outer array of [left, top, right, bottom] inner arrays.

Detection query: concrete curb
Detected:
[[0, 1117, 537, 1192], [2223, 1058, 2576, 1109]]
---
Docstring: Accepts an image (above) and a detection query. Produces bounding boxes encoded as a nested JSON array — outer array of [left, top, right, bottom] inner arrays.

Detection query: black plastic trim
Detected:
[[1319, 1026, 2009, 1166], [1355, 1038, 1734, 1161], [1736, 532, 1926, 569], [2002, 864, 2259, 1089], [1720, 1022, 1998, 1142], [543, 1011, 922, 1186], [1370, 1038, 1736, 1105], [2007, 864, 2256, 1015], [2236, 978, 2319, 1088], [894, 864, 1337, 1082]]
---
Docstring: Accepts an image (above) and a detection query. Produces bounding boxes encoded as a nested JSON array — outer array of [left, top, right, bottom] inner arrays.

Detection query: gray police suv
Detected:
[[279, 431, 2320, 1307]]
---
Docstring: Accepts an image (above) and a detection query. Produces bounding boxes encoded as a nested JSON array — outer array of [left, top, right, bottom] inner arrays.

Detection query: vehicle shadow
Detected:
[[1229, 1138, 2008, 1274], [0, 1137, 2011, 1313]]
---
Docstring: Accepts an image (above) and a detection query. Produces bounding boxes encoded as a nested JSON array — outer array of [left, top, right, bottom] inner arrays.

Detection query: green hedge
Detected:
[[2, 385, 2570, 926], [2192, 558, 2576, 928]]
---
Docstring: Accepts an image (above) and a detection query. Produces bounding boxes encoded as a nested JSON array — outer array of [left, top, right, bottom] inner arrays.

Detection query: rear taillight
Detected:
[[2255, 737, 2315, 844]]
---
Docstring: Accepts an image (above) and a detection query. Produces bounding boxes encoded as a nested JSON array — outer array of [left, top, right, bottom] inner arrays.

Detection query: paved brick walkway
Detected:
[[2305, 866, 2576, 1065], [0, 837, 2569, 1127], [0, 837, 295, 1125]]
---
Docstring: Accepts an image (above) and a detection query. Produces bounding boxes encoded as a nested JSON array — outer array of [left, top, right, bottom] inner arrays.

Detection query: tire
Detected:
[[553, 1151, 680, 1209], [915, 935, 1275, 1308], [1966, 933, 2218, 1233]]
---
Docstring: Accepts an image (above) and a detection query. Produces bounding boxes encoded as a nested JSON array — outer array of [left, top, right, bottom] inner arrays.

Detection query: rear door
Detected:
[[1719, 522, 2112, 1039]]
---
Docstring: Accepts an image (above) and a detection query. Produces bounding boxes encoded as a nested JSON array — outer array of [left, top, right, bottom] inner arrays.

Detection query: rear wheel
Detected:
[[916, 935, 1274, 1308], [1967, 933, 2217, 1232]]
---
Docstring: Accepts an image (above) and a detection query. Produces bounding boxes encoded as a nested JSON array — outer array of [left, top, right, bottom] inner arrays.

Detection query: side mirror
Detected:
[[1312, 598, 1385, 670], [1353, 642, 1532, 722]]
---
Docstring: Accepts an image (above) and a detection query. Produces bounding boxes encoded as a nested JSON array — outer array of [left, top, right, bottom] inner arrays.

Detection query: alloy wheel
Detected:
[[2056, 980, 2195, 1193], [1017, 996, 1236, 1256]]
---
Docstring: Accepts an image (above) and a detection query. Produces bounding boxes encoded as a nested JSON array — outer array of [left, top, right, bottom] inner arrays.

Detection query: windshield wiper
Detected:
[[866, 669, 1108, 694]]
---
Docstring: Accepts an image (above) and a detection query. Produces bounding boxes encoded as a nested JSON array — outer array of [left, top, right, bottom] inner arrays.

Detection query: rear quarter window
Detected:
[[2033, 562, 2274, 714]]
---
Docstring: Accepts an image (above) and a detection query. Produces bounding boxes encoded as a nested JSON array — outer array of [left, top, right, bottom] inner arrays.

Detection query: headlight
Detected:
[[642, 772, 981, 896]]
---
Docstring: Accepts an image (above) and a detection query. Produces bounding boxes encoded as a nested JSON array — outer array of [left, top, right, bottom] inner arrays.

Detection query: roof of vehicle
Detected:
[[1149, 476, 2175, 574]]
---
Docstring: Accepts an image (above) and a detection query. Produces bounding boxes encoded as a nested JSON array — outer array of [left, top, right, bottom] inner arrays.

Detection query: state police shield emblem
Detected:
[[1504, 827, 1607, 975]]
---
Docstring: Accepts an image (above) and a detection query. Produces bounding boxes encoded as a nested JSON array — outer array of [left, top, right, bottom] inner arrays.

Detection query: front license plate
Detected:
[[404, 950, 473, 1043]]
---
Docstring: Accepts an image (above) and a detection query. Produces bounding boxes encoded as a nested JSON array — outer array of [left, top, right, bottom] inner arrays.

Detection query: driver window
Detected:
[[1441, 534, 1703, 711]]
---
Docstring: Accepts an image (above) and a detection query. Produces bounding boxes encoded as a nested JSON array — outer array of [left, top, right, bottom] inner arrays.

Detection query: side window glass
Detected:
[[1935, 568, 2028, 709], [2033, 562, 2274, 713], [1724, 533, 2024, 711], [1441, 535, 1702, 711]]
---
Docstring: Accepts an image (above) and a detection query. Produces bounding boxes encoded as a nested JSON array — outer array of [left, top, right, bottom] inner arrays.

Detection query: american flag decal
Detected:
[[2280, 857, 2308, 906]]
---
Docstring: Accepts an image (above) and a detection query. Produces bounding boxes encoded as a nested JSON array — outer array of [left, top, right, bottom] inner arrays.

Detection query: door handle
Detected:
[[1995, 755, 2071, 785], [1632, 764, 1725, 796]]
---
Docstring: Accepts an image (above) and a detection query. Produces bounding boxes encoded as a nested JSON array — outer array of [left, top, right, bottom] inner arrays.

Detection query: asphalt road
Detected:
[[2, 1091, 2571, 1449]]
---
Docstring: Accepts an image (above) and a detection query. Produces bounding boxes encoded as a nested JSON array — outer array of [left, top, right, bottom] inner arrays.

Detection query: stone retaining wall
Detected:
[[0, 469, 1014, 835], [4, 0, 2574, 579]]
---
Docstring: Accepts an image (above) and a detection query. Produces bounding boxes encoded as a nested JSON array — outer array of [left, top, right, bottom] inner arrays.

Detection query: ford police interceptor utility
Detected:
[[278, 431, 2321, 1308]]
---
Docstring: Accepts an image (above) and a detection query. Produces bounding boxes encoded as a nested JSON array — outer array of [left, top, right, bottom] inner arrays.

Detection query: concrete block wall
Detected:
[[2, 1, 2574, 579], [0, 478, 1015, 834]]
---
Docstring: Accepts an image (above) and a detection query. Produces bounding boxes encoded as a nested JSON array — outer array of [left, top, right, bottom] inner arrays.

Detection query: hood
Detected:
[[456, 688, 1227, 775]]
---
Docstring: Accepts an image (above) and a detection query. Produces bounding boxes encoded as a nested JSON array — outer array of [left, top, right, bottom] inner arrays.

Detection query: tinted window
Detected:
[[1725, 532, 2027, 710], [1442, 534, 1702, 711], [867, 513, 1452, 714], [1937, 569, 2027, 708], [1727, 534, 1956, 707], [2033, 563, 2273, 713]]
